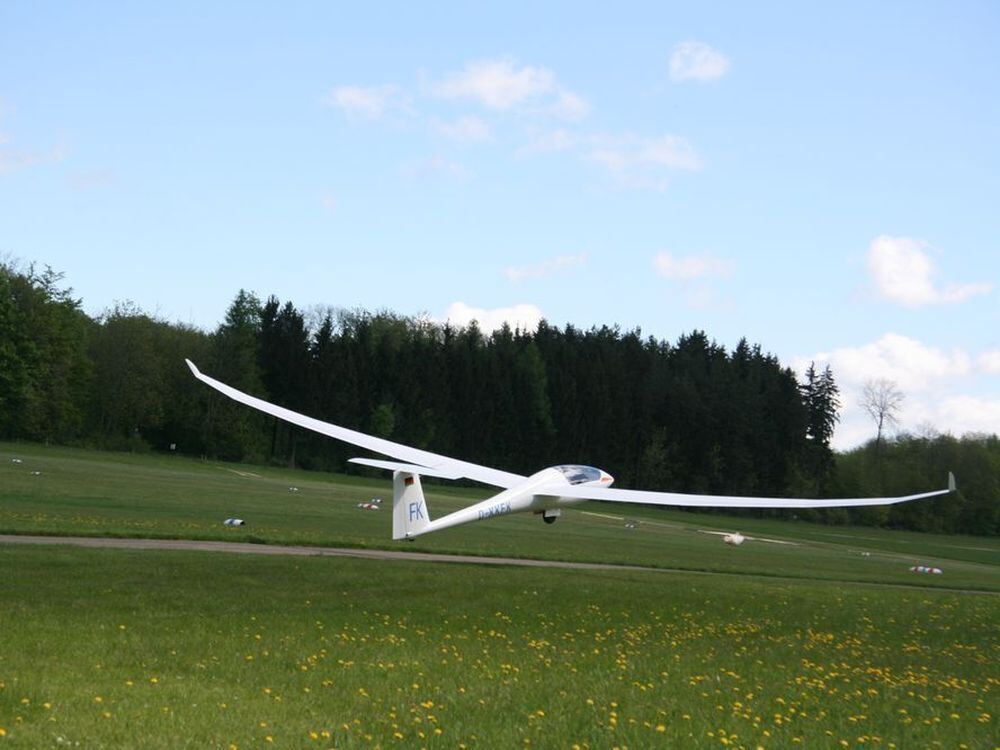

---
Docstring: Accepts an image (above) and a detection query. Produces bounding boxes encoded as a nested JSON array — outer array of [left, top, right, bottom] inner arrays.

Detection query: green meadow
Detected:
[[1, 442, 997, 590], [1, 443, 998, 748], [1, 546, 996, 749]]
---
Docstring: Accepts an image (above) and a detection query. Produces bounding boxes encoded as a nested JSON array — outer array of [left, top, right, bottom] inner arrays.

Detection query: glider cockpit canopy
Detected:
[[553, 464, 605, 485]]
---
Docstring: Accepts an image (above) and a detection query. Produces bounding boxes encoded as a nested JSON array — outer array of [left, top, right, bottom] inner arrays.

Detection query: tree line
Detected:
[[1, 261, 996, 535]]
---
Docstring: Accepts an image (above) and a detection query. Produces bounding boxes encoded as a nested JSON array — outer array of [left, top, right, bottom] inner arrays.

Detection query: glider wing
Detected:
[[186, 360, 525, 488], [543, 482, 953, 509]]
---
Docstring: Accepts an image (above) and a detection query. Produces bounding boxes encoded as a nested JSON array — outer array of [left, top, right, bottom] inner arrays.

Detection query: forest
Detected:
[[2, 261, 997, 535]]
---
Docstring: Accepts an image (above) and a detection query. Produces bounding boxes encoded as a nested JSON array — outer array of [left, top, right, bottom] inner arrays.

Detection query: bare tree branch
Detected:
[[860, 378, 904, 447]]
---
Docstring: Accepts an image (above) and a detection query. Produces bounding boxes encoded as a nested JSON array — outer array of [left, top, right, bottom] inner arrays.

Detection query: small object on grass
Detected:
[[223, 518, 245, 526], [909, 565, 942, 574], [30, 470, 42, 476], [11, 458, 23, 464], [624, 520, 637, 530], [356, 500, 381, 510], [861, 551, 871, 557], [723, 532, 745, 546], [288, 486, 299, 492]]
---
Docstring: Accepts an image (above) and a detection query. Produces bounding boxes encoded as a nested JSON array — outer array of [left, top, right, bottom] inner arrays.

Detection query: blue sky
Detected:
[[2, 1, 997, 448]]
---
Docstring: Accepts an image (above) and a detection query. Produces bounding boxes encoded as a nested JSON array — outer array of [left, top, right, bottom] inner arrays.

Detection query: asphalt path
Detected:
[[3, 534, 997, 595], [0, 534, 669, 573]]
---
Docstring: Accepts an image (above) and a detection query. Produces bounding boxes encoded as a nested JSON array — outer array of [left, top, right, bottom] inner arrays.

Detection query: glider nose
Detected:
[[601, 471, 615, 486]]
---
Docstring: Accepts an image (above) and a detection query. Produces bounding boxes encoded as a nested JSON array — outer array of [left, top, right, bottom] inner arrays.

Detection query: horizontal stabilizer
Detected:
[[349, 457, 462, 480]]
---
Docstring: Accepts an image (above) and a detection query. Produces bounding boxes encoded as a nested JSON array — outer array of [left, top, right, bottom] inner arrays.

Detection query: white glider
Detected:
[[697, 530, 798, 546], [186, 360, 955, 541]]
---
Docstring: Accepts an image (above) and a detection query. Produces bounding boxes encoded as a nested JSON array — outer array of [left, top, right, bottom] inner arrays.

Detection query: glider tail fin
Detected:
[[392, 471, 431, 540]]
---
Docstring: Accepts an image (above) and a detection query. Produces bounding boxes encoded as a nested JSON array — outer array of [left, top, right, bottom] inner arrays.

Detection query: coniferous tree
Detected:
[[203, 290, 267, 460]]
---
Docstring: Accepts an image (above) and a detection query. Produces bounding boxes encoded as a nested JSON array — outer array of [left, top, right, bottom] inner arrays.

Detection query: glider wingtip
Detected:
[[185, 359, 201, 377]]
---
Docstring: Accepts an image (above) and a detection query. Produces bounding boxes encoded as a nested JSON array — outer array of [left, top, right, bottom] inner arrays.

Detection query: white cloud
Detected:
[[934, 396, 1000, 436], [402, 154, 469, 181], [550, 90, 590, 120], [867, 235, 992, 307], [978, 350, 1000, 374], [653, 252, 732, 281], [324, 85, 407, 119], [433, 58, 555, 109], [433, 115, 492, 142], [441, 301, 543, 334], [669, 41, 731, 82], [0, 145, 67, 175], [69, 169, 116, 190], [793, 333, 998, 449], [324, 63, 705, 193], [799, 333, 970, 392], [653, 252, 734, 310], [0, 99, 68, 175], [640, 135, 702, 170], [431, 57, 588, 120], [518, 128, 578, 155], [505, 253, 587, 282], [585, 133, 702, 190]]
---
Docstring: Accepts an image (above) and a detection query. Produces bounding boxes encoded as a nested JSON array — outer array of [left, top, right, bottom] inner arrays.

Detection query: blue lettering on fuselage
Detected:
[[477, 501, 512, 520], [409, 501, 424, 521]]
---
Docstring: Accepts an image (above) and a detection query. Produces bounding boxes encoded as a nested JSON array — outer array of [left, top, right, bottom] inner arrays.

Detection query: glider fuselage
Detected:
[[405, 465, 614, 538]]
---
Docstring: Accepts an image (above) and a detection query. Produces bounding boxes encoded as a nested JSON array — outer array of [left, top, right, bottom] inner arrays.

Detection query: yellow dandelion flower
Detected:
[[656, 724, 666, 732]]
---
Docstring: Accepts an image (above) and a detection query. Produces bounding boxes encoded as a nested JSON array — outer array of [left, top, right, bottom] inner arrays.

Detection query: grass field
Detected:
[[1, 546, 996, 749], [1, 442, 998, 748], [1, 442, 998, 591]]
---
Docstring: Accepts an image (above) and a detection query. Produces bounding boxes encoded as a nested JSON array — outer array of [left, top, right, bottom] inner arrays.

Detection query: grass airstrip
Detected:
[[1, 443, 997, 748]]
